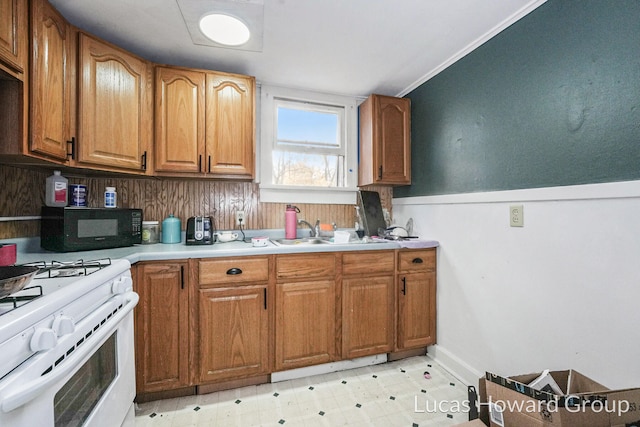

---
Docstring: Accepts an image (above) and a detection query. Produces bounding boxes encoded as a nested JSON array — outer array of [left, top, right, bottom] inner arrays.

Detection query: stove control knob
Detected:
[[112, 276, 133, 294], [52, 315, 75, 337], [31, 328, 57, 352]]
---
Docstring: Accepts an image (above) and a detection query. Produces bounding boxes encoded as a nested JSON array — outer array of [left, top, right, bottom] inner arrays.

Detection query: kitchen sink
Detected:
[[270, 236, 392, 246], [271, 237, 329, 246]]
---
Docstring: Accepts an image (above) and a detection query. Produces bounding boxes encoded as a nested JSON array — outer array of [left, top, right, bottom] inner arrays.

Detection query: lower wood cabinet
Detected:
[[194, 258, 270, 384], [134, 261, 190, 394], [133, 248, 437, 398], [196, 285, 269, 383], [396, 249, 437, 350], [274, 253, 337, 371], [342, 251, 395, 359], [275, 279, 336, 371]]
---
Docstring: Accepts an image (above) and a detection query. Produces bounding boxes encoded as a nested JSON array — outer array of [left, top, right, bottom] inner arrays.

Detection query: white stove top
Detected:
[[0, 260, 132, 378], [0, 259, 116, 315]]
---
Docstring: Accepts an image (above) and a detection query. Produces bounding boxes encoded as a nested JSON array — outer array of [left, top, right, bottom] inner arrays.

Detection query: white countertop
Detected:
[[2, 233, 439, 265]]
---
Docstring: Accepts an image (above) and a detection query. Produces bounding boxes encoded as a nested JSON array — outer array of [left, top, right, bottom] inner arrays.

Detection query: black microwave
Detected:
[[41, 207, 143, 252]]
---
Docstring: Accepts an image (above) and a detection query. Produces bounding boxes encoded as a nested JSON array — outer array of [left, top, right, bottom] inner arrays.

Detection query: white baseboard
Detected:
[[271, 354, 388, 383], [426, 345, 483, 387]]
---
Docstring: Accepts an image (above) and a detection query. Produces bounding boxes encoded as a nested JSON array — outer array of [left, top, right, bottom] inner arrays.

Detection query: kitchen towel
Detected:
[[397, 240, 439, 249]]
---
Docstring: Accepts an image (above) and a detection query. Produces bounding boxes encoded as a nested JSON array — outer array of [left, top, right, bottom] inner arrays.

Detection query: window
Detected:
[[259, 85, 359, 204]]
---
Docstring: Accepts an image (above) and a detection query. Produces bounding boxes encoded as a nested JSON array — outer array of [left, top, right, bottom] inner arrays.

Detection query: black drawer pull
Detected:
[[226, 267, 243, 275], [412, 258, 423, 264]]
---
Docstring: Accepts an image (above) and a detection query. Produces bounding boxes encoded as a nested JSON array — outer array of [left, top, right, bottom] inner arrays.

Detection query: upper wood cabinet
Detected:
[[359, 94, 411, 186], [77, 33, 152, 174], [154, 66, 204, 174], [205, 73, 255, 177], [154, 65, 255, 179], [0, 0, 27, 164], [29, 0, 75, 162], [0, 0, 28, 76]]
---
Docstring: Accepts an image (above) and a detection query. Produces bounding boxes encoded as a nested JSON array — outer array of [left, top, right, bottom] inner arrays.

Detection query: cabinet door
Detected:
[[359, 94, 411, 186], [29, 0, 74, 161], [134, 262, 190, 393], [155, 66, 205, 173], [377, 95, 411, 184], [0, 0, 27, 74], [342, 276, 394, 359], [205, 72, 255, 178], [275, 279, 335, 371], [397, 271, 436, 349], [77, 33, 151, 172], [197, 285, 268, 383]]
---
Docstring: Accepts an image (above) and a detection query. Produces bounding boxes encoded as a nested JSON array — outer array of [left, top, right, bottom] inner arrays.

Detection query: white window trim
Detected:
[[259, 84, 359, 205]]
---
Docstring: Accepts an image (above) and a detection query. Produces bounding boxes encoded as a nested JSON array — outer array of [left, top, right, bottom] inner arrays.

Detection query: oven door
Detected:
[[0, 292, 138, 427]]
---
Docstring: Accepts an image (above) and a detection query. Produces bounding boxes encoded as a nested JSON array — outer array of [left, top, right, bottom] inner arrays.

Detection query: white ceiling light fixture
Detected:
[[199, 13, 250, 46], [178, 0, 264, 52]]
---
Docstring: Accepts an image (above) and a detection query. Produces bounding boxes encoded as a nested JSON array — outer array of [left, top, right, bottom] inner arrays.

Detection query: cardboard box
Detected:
[[453, 420, 488, 426], [481, 370, 640, 427]]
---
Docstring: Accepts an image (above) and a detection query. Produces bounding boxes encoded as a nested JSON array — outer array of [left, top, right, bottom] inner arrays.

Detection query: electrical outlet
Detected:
[[510, 204, 524, 227], [236, 210, 245, 226]]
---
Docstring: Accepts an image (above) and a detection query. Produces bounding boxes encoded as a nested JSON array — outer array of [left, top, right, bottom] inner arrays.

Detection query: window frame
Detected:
[[259, 84, 359, 204]]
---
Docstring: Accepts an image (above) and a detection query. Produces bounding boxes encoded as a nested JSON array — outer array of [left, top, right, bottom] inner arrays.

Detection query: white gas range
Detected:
[[0, 258, 138, 427]]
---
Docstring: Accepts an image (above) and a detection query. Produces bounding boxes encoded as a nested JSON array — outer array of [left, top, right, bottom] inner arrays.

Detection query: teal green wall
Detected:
[[395, 0, 640, 198]]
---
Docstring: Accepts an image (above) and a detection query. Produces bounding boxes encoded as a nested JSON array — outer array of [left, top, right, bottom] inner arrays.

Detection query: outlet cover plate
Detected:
[[510, 204, 524, 227], [236, 211, 245, 226]]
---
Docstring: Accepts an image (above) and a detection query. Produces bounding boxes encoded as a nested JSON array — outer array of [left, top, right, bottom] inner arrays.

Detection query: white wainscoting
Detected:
[[393, 180, 640, 389]]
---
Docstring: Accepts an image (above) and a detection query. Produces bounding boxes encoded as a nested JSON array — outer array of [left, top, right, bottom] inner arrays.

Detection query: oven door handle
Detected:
[[0, 292, 139, 414]]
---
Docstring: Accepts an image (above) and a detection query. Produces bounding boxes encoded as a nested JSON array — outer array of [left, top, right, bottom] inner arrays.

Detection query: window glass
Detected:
[[273, 101, 344, 187], [276, 104, 340, 150], [259, 85, 359, 204]]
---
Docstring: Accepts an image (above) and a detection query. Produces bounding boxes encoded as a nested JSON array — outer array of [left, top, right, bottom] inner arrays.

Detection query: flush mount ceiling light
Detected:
[[199, 13, 250, 46], [177, 0, 264, 52]]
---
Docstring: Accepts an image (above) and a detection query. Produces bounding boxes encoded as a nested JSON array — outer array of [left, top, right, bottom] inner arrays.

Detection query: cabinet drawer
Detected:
[[199, 257, 269, 285], [276, 253, 336, 280], [342, 251, 395, 276], [398, 249, 435, 273]]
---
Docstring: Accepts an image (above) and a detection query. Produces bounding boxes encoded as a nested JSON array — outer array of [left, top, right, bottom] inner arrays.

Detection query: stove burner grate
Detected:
[[0, 285, 44, 309], [25, 258, 113, 279]]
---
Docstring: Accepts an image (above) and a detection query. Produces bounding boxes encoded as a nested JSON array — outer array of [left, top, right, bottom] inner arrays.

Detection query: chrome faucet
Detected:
[[298, 219, 320, 237]]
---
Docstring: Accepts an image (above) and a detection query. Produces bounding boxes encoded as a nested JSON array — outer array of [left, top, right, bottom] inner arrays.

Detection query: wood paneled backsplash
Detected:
[[0, 165, 393, 239]]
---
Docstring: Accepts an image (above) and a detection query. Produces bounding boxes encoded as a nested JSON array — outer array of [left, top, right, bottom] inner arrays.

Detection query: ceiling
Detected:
[[49, 0, 545, 98]]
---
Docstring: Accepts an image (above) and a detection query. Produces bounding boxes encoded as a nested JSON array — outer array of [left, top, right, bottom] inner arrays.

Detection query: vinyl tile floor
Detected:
[[134, 356, 471, 427]]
